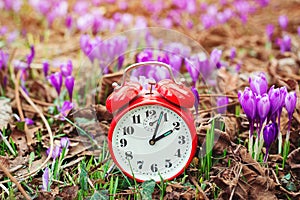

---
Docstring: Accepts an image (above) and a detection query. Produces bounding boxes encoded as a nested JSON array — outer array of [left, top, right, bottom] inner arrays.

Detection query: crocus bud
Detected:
[[47, 72, 63, 95], [277, 35, 291, 53], [268, 85, 281, 119], [278, 15, 288, 30], [65, 76, 74, 101], [47, 145, 62, 160], [42, 167, 50, 191], [263, 122, 278, 162], [43, 61, 49, 77], [25, 118, 34, 125], [256, 93, 270, 123], [230, 47, 236, 61], [217, 96, 229, 114], [60, 137, 70, 149], [191, 86, 199, 116], [26, 45, 35, 67], [60, 60, 73, 77], [238, 87, 256, 121], [249, 72, 268, 95], [210, 48, 222, 68], [265, 24, 274, 41], [57, 101, 74, 120], [285, 91, 297, 118], [298, 26, 300, 37]]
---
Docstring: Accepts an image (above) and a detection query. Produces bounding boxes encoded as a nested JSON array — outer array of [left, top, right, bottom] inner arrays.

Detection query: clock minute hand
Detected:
[[149, 111, 164, 145], [153, 130, 173, 143]]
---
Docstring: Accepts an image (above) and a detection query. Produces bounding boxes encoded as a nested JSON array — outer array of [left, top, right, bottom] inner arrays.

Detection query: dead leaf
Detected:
[[58, 186, 78, 200], [10, 128, 28, 156], [0, 97, 12, 130]]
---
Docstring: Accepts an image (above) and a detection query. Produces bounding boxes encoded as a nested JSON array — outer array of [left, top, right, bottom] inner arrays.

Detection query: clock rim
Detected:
[[107, 94, 198, 182]]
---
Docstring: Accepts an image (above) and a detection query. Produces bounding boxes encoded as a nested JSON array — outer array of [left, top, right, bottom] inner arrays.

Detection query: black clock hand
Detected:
[[149, 111, 163, 145], [153, 129, 173, 143]]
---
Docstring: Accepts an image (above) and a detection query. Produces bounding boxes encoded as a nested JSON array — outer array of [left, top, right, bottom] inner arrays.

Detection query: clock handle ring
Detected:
[[113, 61, 180, 90]]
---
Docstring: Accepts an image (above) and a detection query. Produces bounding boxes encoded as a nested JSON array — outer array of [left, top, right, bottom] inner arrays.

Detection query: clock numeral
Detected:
[[165, 159, 172, 168], [178, 135, 185, 145], [150, 164, 158, 172], [174, 149, 181, 158], [146, 110, 156, 118], [125, 151, 133, 160], [123, 126, 134, 135], [132, 115, 141, 124], [137, 161, 144, 170], [173, 122, 180, 130], [120, 138, 127, 147]]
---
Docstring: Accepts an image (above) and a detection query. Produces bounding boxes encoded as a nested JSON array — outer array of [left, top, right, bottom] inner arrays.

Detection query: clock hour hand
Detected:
[[152, 129, 173, 143], [149, 111, 164, 145]]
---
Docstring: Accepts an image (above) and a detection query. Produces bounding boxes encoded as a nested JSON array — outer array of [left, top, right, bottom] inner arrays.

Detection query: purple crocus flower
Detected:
[[42, 167, 50, 191], [256, 94, 270, 134], [298, 26, 300, 37], [230, 47, 236, 61], [265, 24, 274, 41], [249, 72, 268, 95], [47, 72, 63, 95], [185, 56, 200, 85], [263, 122, 278, 162], [210, 48, 222, 68], [0, 50, 9, 70], [65, 76, 74, 101], [25, 118, 34, 125], [277, 35, 291, 53], [238, 87, 256, 136], [217, 96, 229, 114], [60, 137, 70, 149], [191, 86, 199, 117], [60, 60, 73, 77], [65, 15, 73, 30], [201, 14, 216, 29], [47, 145, 62, 159], [57, 101, 74, 120], [285, 91, 297, 142], [278, 15, 288, 30], [285, 91, 297, 119], [43, 61, 49, 77], [267, 85, 281, 121], [26, 45, 35, 67]]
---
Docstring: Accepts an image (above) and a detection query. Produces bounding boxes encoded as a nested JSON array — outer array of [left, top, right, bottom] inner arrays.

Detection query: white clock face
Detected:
[[110, 104, 193, 182]]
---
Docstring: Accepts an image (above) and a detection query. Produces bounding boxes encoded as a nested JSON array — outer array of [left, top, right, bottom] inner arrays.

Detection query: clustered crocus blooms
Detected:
[[0, 0, 23, 12], [80, 34, 128, 74], [239, 72, 297, 161], [47, 60, 74, 101], [276, 35, 291, 54]]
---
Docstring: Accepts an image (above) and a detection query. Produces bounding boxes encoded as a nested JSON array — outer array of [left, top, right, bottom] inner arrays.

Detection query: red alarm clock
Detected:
[[106, 61, 197, 182]]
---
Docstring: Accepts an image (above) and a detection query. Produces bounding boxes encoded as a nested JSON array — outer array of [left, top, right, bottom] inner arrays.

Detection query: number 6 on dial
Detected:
[[106, 61, 198, 182]]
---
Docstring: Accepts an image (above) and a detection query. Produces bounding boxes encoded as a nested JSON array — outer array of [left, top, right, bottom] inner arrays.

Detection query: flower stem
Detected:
[[277, 113, 282, 154], [248, 121, 254, 155]]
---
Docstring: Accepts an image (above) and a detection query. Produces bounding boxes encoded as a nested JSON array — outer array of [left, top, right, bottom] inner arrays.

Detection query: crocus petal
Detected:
[[249, 72, 268, 95], [217, 96, 229, 114], [285, 91, 297, 118], [60, 137, 70, 149], [65, 76, 75, 101], [263, 122, 278, 150], [42, 167, 50, 191]]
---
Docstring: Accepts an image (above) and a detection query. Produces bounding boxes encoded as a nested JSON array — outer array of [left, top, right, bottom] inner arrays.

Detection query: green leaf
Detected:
[[79, 162, 88, 191], [87, 190, 109, 200], [15, 121, 25, 131], [140, 180, 155, 200], [286, 182, 296, 192]]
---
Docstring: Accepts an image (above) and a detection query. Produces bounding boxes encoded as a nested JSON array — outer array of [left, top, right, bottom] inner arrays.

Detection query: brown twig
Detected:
[[199, 101, 240, 114], [15, 71, 33, 145], [0, 163, 31, 200], [17, 86, 54, 179], [188, 175, 209, 200]]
